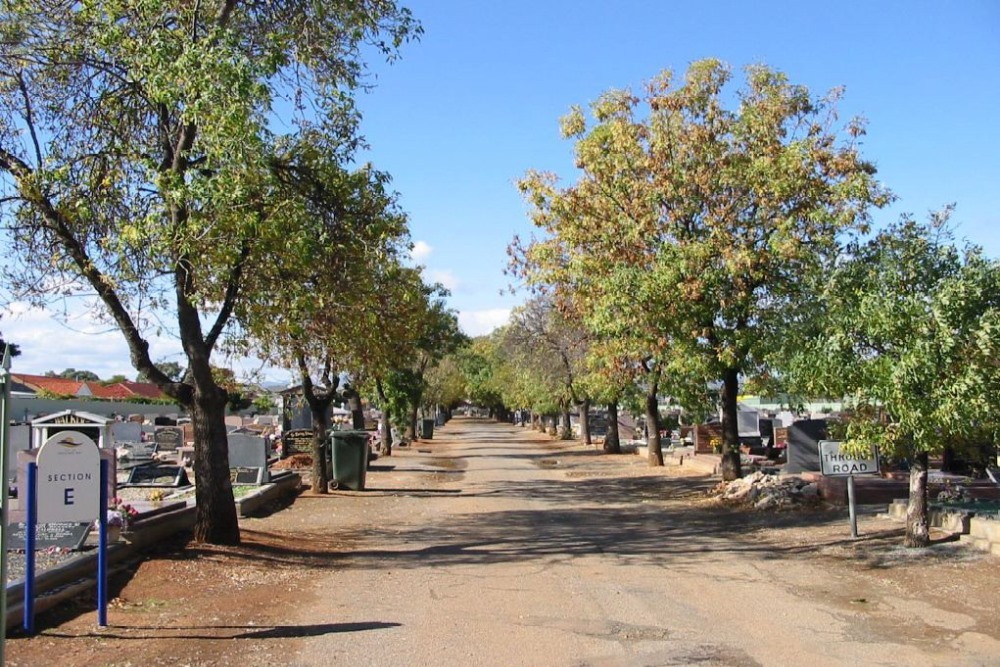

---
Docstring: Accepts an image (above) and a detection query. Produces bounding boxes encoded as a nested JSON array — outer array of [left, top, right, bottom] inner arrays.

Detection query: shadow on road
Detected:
[[42, 621, 401, 641]]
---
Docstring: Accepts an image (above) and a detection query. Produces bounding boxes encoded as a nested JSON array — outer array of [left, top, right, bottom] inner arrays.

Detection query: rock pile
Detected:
[[713, 471, 820, 510]]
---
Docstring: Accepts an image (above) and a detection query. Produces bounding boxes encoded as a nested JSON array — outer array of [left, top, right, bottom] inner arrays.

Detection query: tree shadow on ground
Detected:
[[40, 621, 401, 640]]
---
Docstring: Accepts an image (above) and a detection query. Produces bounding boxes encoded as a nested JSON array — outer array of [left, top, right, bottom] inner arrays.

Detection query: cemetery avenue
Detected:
[[6, 417, 1000, 667]]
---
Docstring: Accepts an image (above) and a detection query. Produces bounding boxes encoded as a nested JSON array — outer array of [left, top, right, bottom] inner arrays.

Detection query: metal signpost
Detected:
[[0, 345, 12, 663], [23, 430, 109, 632], [819, 440, 880, 538]]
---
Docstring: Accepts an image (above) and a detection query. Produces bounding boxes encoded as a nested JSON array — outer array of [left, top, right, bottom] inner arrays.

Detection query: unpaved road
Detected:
[[8, 417, 1000, 666]]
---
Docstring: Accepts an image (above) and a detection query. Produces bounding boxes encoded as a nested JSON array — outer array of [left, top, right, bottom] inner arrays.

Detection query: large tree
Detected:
[[786, 213, 1000, 547], [0, 0, 418, 543], [236, 147, 410, 494], [517, 60, 891, 479]]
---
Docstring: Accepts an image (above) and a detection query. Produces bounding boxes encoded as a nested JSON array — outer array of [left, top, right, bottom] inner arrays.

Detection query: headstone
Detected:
[[118, 441, 157, 460], [282, 429, 313, 456], [227, 432, 268, 484], [785, 419, 829, 473], [126, 464, 189, 487], [6, 522, 92, 551], [154, 426, 184, 452], [154, 416, 176, 426], [6, 423, 30, 485], [182, 423, 195, 445], [111, 421, 142, 444], [737, 409, 760, 437], [127, 414, 144, 423], [694, 423, 724, 454], [230, 467, 265, 485], [225, 415, 243, 430]]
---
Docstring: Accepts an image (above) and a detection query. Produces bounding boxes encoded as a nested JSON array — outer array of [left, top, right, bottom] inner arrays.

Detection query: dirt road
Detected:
[[8, 417, 1000, 666]]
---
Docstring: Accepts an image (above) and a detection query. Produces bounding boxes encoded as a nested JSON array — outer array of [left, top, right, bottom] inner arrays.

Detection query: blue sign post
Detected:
[[22, 431, 109, 633], [0, 346, 12, 662]]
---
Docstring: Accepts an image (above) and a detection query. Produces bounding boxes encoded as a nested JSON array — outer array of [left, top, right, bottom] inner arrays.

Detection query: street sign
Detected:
[[36, 430, 100, 523], [819, 440, 880, 477]]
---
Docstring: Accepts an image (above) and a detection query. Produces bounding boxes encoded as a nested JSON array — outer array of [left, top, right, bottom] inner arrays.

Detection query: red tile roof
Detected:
[[12, 373, 87, 397], [12, 374, 168, 401]]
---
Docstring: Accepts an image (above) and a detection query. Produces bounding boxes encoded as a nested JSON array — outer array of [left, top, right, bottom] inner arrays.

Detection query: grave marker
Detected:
[[282, 429, 313, 456], [153, 426, 183, 452], [126, 464, 189, 487], [6, 522, 91, 551]]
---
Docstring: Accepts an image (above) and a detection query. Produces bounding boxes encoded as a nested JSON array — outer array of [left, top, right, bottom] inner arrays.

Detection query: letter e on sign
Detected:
[[36, 430, 101, 522]]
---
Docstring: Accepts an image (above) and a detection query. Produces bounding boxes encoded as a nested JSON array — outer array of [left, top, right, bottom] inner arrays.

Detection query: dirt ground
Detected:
[[6, 418, 1000, 667]]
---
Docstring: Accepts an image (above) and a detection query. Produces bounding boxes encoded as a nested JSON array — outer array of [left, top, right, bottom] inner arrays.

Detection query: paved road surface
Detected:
[[259, 418, 998, 667]]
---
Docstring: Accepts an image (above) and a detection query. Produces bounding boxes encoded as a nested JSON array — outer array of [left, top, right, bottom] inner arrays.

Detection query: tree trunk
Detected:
[[376, 378, 393, 457], [559, 401, 572, 440], [309, 405, 331, 494], [905, 450, 931, 547], [579, 398, 591, 445], [719, 367, 743, 481], [344, 386, 365, 430], [547, 414, 557, 436], [190, 384, 240, 545], [604, 401, 621, 454], [645, 382, 664, 467], [405, 403, 418, 443]]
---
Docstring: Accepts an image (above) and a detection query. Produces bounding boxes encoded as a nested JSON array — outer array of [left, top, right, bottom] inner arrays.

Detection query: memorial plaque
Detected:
[[229, 467, 265, 485], [127, 464, 189, 487], [6, 522, 92, 551], [282, 429, 313, 455], [694, 423, 725, 454], [154, 426, 183, 452], [119, 441, 158, 459]]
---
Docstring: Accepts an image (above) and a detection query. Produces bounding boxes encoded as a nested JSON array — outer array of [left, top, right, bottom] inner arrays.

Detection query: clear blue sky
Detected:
[[4, 0, 999, 380], [357, 0, 1000, 335]]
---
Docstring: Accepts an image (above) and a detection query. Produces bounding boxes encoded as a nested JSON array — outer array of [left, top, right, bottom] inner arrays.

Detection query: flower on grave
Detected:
[[937, 480, 973, 504], [96, 497, 139, 531]]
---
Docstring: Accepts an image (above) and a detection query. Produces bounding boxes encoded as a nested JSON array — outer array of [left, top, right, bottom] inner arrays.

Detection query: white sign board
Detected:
[[819, 440, 880, 477], [36, 430, 100, 523]]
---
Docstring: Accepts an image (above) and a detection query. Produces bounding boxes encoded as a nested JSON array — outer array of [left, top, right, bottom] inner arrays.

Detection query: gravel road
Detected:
[[274, 418, 1000, 667]]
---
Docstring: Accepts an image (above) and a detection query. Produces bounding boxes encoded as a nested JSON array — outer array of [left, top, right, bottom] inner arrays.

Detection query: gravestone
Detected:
[[785, 420, 829, 473], [126, 464, 190, 487], [6, 522, 92, 551], [127, 414, 144, 423], [182, 423, 195, 445], [225, 415, 243, 430], [693, 423, 725, 454], [6, 423, 30, 485], [154, 426, 184, 452], [282, 429, 313, 456], [227, 432, 268, 484], [154, 416, 176, 426], [118, 441, 158, 460], [111, 421, 142, 444], [230, 467, 265, 485]]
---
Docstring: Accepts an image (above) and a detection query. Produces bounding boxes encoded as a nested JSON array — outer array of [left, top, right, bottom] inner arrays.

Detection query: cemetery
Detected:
[[2, 408, 306, 630]]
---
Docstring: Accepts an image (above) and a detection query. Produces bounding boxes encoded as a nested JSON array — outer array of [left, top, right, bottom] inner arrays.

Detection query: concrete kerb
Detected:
[[4, 472, 302, 630]]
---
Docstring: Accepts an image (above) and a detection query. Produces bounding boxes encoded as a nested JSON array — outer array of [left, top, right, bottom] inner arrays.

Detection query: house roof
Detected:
[[12, 373, 168, 401], [118, 380, 167, 399], [12, 373, 89, 397]]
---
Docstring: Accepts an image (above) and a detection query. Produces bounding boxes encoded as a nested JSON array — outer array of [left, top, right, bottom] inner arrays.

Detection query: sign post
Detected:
[[0, 345, 11, 662], [819, 440, 880, 538], [23, 430, 106, 632]]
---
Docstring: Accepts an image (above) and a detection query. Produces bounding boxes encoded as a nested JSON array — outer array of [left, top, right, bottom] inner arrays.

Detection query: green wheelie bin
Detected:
[[327, 430, 370, 490]]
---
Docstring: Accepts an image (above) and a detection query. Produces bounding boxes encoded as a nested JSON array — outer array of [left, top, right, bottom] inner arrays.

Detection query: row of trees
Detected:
[[0, 0, 459, 545], [502, 60, 1000, 547]]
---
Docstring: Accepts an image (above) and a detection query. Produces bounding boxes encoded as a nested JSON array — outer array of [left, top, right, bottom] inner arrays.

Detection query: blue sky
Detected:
[[358, 0, 1000, 334], [4, 0, 999, 381]]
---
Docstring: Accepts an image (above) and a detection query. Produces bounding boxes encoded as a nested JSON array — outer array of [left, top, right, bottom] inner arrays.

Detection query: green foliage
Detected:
[[514, 59, 891, 468], [786, 211, 1000, 460]]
